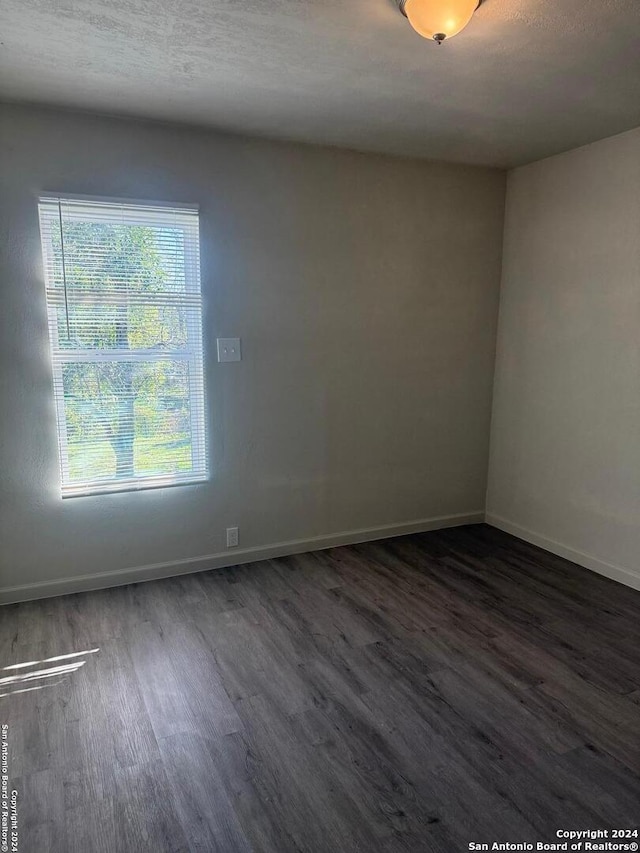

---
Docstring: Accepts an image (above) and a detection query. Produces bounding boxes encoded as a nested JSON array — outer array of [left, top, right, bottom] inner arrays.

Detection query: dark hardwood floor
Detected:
[[1, 524, 639, 852]]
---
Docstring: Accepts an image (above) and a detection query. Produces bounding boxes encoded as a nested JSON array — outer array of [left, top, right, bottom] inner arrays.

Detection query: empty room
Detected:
[[0, 0, 639, 851]]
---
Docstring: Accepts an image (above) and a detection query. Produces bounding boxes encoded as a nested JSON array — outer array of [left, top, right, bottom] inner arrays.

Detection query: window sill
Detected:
[[61, 473, 209, 499]]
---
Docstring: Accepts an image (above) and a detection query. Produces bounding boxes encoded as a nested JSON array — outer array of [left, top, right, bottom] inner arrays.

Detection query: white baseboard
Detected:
[[0, 511, 484, 605], [485, 513, 640, 591]]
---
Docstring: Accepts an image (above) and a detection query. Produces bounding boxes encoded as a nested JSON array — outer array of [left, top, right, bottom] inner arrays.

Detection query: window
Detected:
[[38, 196, 207, 497]]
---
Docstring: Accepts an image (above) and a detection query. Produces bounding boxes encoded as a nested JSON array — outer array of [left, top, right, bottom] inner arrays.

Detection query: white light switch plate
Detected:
[[217, 338, 241, 362]]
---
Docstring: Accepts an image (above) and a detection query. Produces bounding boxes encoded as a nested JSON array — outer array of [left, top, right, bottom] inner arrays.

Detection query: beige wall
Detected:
[[0, 104, 505, 601], [487, 127, 640, 590]]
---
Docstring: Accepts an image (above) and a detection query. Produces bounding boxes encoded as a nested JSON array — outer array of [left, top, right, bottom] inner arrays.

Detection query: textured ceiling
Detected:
[[1, 0, 640, 167]]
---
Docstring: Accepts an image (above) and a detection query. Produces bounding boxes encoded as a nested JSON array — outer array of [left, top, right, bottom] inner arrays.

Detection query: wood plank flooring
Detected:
[[0, 524, 639, 852]]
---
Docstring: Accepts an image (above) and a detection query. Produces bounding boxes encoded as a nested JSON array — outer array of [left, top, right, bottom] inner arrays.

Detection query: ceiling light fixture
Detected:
[[398, 0, 482, 44]]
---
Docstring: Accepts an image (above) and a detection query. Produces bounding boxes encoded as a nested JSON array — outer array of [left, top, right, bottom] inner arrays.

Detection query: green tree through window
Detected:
[[39, 198, 206, 496]]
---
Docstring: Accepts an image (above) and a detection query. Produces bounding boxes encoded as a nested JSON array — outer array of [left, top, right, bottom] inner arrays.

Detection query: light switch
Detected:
[[217, 338, 242, 362]]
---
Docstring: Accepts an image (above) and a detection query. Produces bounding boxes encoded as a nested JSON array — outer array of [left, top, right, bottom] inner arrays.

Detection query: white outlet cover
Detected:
[[217, 338, 242, 362]]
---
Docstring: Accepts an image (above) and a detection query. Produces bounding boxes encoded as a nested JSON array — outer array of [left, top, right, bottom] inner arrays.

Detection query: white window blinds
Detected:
[[38, 196, 207, 497]]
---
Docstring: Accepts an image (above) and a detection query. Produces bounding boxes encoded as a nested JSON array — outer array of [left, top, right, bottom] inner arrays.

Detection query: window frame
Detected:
[[38, 194, 208, 498]]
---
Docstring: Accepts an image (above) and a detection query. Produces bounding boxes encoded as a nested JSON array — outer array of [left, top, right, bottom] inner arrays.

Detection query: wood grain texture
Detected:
[[0, 524, 639, 852]]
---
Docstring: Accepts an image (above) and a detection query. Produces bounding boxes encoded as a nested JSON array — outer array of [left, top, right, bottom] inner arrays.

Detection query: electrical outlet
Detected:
[[226, 527, 239, 548]]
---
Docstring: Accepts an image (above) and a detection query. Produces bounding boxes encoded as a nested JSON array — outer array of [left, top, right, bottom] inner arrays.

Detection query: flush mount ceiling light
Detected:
[[398, 0, 482, 43]]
